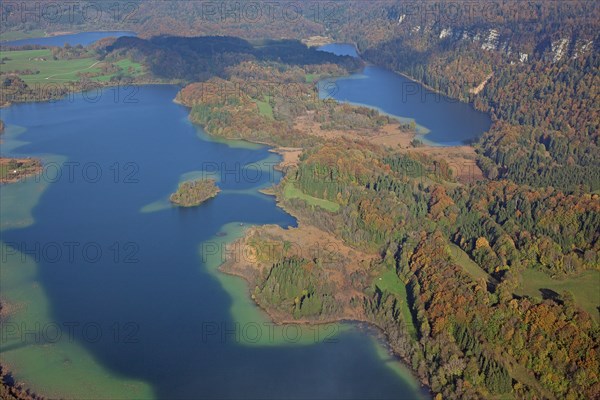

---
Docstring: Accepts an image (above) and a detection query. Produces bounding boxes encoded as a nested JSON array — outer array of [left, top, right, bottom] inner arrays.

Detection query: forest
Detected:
[[349, 2, 599, 194], [104, 36, 361, 82], [169, 178, 220, 207]]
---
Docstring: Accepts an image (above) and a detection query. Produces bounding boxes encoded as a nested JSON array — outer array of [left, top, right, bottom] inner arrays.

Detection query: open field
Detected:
[[516, 268, 600, 321], [0, 49, 144, 84], [447, 244, 497, 285], [93, 59, 144, 82], [283, 182, 340, 212], [1, 49, 100, 84], [255, 96, 274, 119], [374, 269, 417, 339]]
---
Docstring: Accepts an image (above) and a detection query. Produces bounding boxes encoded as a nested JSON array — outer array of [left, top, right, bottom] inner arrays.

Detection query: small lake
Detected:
[[318, 43, 491, 146], [2, 31, 136, 47]]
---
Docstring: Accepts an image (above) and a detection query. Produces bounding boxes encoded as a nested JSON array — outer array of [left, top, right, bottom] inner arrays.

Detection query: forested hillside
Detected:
[[104, 35, 361, 82], [339, 1, 600, 193]]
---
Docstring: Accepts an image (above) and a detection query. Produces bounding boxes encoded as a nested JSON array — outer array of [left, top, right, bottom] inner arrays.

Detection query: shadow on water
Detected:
[[1, 85, 426, 399]]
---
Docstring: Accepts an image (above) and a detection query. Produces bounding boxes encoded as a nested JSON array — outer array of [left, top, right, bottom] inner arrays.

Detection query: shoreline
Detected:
[[217, 224, 432, 393], [325, 40, 470, 103], [0, 30, 137, 44], [1, 80, 177, 109], [0, 301, 45, 400], [0, 364, 45, 400]]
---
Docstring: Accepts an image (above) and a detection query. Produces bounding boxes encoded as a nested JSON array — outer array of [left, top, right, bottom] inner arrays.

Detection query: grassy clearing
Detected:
[[447, 243, 599, 321], [305, 73, 316, 83], [0, 49, 144, 84], [0, 49, 100, 84], [447, 243, 496, 284], [92, 59, 144, 82], [283, 182, 340, 212], [375, 268, 417, 339], [517, 268, 600, 321], [255, 95, 274, 119]]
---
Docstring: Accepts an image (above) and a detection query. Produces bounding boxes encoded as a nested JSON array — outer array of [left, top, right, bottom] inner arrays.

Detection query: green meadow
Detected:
[[447, 243, 497, 285], [255, 95, 274, 119], [517, 268, 600, 321], [0, 49, 144, 85], [374, 268, 417, 339], [283, 182, 340, 212]]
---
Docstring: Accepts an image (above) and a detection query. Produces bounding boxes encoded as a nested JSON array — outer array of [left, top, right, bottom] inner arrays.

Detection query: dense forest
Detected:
[[169, 178, 220, 207], [271, 138, 599, 399], [104, 35, 361, 82], [348, 1, 600, 194], [175, 58, 390, 148]]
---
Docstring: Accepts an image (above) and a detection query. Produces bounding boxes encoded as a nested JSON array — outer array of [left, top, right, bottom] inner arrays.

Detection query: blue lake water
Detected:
[[2, 31, 136, 47], [0, 84, 427, 399], [318, 43, 491, 146], [318, 43, 359, 58]]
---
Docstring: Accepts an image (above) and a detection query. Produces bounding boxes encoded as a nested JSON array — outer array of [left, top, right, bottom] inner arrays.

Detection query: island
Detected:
[[169, 178, 220, 207], [0, 157, 42, 184]]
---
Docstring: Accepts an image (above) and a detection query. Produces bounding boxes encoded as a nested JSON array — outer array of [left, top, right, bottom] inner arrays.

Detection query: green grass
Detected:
[[447, 243, 497, 285], [0, 164, 11, 180], [305, 73, 316, 83], [375, 269, 404, 295], [0, 30, 46, 42], [447, 243, 599, 321], [255, 95, 273, 119], [375, 269, 417, 338], [91, 59, 144, 82], [283, 182, 340, 212], [114, 59, 144, 73], [0, 49, 100, 84], [517, 268, 600, 321], [0, 49, 144, 84]]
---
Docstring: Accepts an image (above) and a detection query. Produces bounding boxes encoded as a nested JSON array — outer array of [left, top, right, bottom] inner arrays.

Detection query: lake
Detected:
[[0, 84, 428, 399], [318, 43, 491, 146], [1, 31, 136, 47]]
